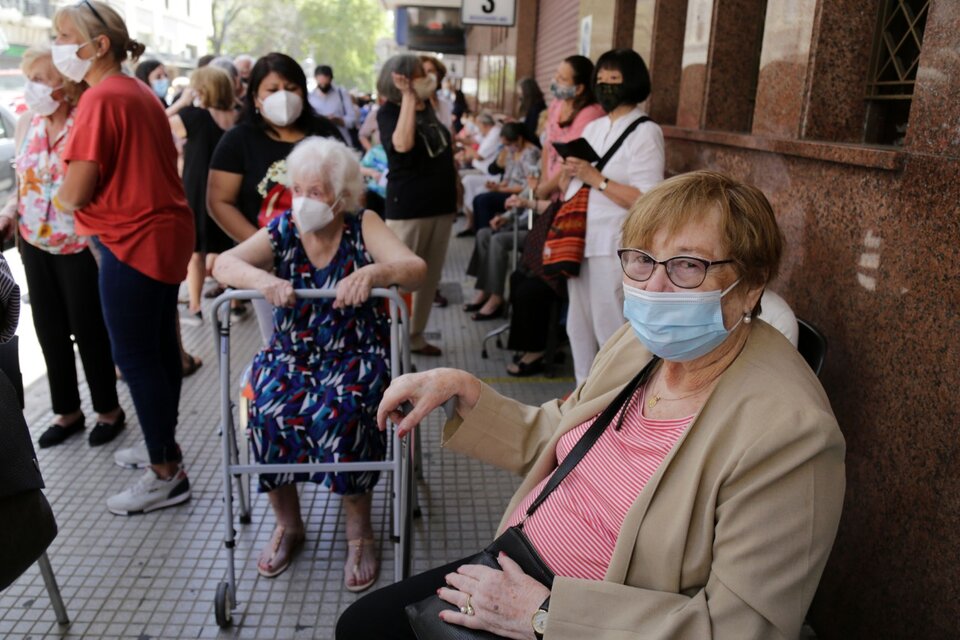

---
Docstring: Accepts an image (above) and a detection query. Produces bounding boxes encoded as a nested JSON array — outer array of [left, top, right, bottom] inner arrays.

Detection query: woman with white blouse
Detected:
[[560, 49, 664, 383]]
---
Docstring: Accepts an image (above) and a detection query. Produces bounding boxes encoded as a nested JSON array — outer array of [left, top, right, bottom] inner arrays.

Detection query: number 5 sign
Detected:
[[461, 0, 517, 27]]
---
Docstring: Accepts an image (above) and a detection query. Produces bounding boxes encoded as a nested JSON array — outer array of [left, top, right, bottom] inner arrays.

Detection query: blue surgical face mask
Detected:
[[151, 77, 170, 99], [623, 279, 743, 361]]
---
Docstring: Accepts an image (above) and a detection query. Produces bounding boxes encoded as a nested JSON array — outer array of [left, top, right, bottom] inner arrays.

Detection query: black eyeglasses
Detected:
[[77, 0, 108, 27], [617, 248, 734, 289]]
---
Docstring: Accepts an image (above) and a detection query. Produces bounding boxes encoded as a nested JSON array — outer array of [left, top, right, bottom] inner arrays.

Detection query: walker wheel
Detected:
[[481, 349, 488, 358], [413, 507, 423, 519], [239, 513, 252, 525], [215, 581, 233, 628]]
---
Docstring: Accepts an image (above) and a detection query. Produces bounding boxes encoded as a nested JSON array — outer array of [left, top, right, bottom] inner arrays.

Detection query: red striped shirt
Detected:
[[505, 385, 694, 580]]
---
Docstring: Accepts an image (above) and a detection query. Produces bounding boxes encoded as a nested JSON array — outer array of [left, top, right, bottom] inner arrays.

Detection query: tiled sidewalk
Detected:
[[0, 231, 575, 639]]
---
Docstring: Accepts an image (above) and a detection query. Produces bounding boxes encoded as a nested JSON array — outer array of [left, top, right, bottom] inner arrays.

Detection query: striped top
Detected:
[[504, 385, 694, 580]]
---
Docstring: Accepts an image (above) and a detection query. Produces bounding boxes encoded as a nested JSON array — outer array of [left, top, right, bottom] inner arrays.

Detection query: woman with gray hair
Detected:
[[213, 136, 426, 588], [376, 53, 457, 356]]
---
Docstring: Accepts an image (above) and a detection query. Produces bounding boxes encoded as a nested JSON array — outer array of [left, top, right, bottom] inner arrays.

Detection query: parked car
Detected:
[[0, 103, 17, 251], [0, 69, 26, 115]]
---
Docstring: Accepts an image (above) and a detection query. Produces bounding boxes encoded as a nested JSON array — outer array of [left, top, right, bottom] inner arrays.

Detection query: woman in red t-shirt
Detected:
[[53, 1, 193, 516]]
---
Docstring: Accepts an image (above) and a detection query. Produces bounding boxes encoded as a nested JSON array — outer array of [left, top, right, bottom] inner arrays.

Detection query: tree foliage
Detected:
[[216, 0, 390, 92]]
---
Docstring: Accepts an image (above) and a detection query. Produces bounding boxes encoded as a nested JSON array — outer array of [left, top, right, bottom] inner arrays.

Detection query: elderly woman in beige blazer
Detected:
[[337, 171, 845, 640]]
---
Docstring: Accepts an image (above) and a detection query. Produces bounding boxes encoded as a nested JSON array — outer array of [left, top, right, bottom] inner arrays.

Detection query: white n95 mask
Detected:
[[51, 43, 93, 83], [261, 90, 303, 127], [292, 196, 338, 233], [24, 81, 61, 116]]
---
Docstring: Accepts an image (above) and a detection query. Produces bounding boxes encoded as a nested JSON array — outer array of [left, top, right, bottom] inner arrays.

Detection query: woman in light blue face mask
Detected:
[[340, 170, 845, 640], [134, 59, 170, 106]]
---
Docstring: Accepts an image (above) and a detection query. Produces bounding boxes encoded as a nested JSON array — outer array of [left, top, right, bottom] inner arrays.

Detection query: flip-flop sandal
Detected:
[[344, 538, 379, 593], [411, 343, 442, 357], [182, 354, 203, 378], [257, 525, 305, 579]]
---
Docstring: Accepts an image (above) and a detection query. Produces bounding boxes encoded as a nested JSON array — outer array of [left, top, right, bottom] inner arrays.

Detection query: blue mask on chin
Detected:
[[623, 279, 743, 361]]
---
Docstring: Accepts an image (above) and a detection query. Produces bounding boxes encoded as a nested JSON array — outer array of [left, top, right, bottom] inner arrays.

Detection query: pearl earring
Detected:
[[742, 313, 752, 324]]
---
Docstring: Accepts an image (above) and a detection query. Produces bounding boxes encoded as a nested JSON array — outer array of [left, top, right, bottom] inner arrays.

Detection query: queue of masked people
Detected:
[[1, 2, 843, 624]]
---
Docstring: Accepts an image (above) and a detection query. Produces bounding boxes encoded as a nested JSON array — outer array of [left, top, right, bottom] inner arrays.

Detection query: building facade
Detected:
[[0, 0, 212, 69], [447, 1, 958, 638]]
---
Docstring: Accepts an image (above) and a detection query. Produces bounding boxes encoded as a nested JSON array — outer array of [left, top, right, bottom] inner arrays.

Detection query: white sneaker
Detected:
[[106, 465, 191, 515], [114, 442, 150, 469], [180, 309, 203, 327]]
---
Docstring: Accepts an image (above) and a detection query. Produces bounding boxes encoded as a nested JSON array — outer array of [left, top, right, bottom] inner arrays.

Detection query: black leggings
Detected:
[[336, 557, 469, 639]]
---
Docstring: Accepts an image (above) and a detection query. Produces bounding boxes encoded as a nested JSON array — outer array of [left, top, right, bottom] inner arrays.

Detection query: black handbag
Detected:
[[404, 357, 660, 639]]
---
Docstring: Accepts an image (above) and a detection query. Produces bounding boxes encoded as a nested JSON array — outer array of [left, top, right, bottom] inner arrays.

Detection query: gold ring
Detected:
[[464, 594, 475, 616]]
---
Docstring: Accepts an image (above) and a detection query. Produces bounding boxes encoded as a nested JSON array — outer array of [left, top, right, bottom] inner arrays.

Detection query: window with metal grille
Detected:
[[864, 0, 930, 145]]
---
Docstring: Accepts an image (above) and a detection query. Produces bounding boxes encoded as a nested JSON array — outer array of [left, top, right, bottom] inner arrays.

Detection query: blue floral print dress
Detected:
[[248, 209, 389, 494]]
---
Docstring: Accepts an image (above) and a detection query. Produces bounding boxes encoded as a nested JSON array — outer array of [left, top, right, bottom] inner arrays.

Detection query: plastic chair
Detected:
[[0, 342, 69, 625], [796, 318, 827, 377]]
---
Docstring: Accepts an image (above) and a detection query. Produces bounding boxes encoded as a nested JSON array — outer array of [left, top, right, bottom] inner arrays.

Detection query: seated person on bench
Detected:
[[213, 136, 425, 590], [337, 171, 845, 639]]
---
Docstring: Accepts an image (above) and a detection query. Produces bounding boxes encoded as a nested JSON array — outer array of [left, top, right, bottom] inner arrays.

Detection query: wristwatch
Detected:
[[531, 596, 550, 639], [598, 178, 610, 192]]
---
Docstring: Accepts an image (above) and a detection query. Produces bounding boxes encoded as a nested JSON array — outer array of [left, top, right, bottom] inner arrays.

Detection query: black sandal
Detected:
[[507, 358, 544, 377], [471, 304, 504, 321], [462, 301, 487, 313]]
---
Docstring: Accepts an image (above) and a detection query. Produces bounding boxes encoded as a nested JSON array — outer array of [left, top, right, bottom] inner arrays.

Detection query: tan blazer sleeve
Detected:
[[440, 381, 569, 477]]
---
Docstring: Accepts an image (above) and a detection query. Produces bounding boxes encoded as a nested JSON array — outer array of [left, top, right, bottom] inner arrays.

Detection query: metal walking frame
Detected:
[[209, 287, 416, 628]]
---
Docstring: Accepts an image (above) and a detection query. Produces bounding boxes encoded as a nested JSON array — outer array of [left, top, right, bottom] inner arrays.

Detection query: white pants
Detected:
[[566, 255, 626, 384]]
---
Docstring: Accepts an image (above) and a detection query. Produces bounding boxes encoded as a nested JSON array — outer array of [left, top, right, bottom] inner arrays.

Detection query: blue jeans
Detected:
[[94, 239, 182, 464]]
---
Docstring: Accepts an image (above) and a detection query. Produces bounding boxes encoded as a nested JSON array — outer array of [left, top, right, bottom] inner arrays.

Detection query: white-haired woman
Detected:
[[213, 136, 426, 589]]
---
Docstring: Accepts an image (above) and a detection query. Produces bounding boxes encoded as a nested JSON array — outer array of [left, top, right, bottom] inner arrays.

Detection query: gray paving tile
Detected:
[[0, 228, 576, 638]]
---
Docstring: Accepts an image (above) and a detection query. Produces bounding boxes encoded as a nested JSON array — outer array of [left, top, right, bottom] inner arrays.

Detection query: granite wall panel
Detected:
[[664, 137, 960, 640]]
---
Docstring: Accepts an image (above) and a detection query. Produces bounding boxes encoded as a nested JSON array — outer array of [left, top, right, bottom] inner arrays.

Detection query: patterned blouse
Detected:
[[15, 110, 87, 254]]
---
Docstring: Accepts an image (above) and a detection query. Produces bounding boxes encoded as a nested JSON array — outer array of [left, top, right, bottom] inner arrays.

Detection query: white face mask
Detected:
[[52, 42, 93, 83], [414, 73, 437, 100], [292, 196, 338, 233], [24, 81, 61, 116], [260, 90, 303, 127]]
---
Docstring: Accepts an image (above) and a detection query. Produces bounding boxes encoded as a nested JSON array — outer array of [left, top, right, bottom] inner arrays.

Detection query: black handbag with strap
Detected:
[[404, 357, 660, 639]]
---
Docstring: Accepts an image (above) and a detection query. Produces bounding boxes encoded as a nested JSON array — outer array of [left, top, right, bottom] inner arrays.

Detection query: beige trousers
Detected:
[[385, 214, 455, 349]]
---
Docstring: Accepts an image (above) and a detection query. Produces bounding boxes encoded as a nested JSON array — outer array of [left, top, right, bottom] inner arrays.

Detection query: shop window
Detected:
[[863, 0, 930, 145]]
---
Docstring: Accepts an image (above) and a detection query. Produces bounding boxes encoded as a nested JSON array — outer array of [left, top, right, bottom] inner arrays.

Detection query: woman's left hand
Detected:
[[437, 553, 551, 640], [334, 267, 374, 309], [563, 157, 603, 187]]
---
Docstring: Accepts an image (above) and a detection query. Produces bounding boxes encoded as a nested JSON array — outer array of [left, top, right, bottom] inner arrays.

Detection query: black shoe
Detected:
[[89, 410, 126, 447], [507, 358, 544, 377], [472, 304, 504, 321], [433, 292, 449, 308], [38, 414, 85, 448], [455, 228, 475, 238]]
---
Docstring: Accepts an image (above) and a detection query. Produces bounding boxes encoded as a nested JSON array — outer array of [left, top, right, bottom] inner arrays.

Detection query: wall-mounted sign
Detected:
[[461, 0, 517, 27]]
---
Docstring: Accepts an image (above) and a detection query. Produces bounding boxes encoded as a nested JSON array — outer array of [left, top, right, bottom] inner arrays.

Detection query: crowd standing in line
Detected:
[[0, 45, 125, 449], [52, 0, 194, 515]]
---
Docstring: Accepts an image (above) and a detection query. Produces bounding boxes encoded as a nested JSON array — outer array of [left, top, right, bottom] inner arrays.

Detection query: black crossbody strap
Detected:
[[595, 115, 651, 172], [523, 356, 660, 520]]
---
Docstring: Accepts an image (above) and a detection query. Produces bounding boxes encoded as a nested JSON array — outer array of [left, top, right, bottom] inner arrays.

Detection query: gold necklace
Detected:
[[646, 378, 713, 410]]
